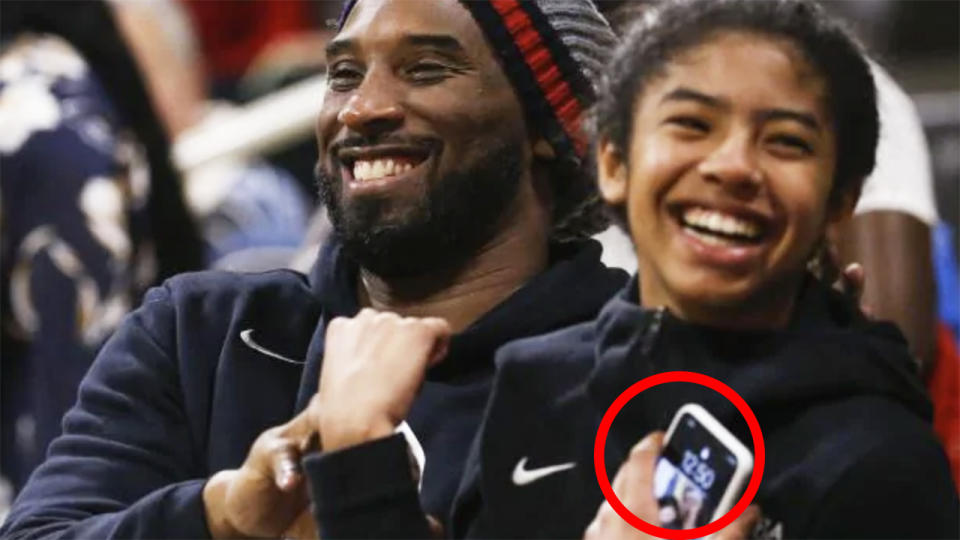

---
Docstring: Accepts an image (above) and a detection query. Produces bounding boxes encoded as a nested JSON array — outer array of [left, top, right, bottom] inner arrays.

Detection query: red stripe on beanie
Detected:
[[490, 0, 587, 157]]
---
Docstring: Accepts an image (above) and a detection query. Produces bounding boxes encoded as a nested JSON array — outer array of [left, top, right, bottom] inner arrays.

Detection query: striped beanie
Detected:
[[337, 0, 618, 172]]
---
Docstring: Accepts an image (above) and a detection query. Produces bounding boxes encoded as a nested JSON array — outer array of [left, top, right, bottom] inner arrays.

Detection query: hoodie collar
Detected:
[[587, 274, 931, 453], [309, 238, 362, 319], [428, 239, 627, 381], [295, 238, 361, 410], [296, 237, 627, 408]]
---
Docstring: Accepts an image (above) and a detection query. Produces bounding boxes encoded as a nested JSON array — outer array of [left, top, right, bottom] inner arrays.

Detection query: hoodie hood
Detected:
[[296, 236, 627, 407], [587, 275, 931, 456], [309, 237, 362, 319], [428, 239, 627, 381]]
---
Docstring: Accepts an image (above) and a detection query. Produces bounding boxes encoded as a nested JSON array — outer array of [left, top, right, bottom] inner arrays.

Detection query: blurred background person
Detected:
[[0, 0, 204, 495], [179, 0, 332, 103], [1, 0, 339, 505], [111, 0, 317, 270]]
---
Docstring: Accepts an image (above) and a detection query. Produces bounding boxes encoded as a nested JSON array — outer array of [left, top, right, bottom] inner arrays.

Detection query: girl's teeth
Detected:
[[691, 228, 726, 246], [681, 207, 760, 239], [707, 213, 723, 233]]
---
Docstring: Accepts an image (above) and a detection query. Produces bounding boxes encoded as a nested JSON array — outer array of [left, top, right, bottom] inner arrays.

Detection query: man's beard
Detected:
[[316, 140, 524, 279]]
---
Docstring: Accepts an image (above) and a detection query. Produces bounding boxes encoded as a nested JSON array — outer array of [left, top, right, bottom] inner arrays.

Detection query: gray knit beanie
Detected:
[[337, 0, 619, 237]]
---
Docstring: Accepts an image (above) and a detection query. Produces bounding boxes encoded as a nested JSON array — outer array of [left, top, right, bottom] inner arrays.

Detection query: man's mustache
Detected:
[[328, 134, 439, 156]]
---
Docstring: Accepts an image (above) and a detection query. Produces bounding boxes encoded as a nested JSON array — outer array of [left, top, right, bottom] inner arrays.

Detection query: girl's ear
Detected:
[[597, 139, 628, 205], [827, 181, 862, 226]]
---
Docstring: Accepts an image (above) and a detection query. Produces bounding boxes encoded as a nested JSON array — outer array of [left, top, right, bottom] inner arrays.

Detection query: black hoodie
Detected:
[[302, 239, 627, 535], [0, 237, 624, 539], [450, 276, 958, 538]]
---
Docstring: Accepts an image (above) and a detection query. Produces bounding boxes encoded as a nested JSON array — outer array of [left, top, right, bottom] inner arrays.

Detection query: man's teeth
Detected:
[[681, 207, 761, 240], [353, 158, 415, 181]]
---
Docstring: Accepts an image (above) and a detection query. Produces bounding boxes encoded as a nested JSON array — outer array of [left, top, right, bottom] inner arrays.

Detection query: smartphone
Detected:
[[652, 404, 753, 530]]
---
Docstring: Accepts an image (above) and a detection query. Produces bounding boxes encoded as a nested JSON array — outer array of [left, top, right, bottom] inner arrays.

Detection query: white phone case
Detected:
[[662, 403, 754, 522]]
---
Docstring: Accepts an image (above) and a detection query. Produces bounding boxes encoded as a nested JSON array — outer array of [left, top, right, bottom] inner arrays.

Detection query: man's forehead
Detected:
[[331, 0, 484, 55]]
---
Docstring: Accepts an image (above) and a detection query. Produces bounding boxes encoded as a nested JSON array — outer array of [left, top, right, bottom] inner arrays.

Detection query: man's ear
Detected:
[[533, 138, 556, 160], [597, 139, 628, 205]]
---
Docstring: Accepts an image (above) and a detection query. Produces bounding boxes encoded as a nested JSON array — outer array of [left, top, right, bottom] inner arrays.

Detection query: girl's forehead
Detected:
[[643, 31, 829, 109]]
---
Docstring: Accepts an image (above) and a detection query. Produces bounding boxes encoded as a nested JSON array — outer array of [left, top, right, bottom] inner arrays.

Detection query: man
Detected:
[[0, 0, 624, 537]]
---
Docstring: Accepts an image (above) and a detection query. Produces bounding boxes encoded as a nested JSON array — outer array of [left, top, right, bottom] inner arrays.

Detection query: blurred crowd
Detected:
[[0, 0, 335, 497], [0, 0, 958, 533]]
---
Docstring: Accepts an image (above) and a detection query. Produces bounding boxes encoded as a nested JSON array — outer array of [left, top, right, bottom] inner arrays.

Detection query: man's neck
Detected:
[[358, 187, 551, 333]]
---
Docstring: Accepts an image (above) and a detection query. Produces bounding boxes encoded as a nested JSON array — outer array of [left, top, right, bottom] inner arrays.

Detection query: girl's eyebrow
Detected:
[[660, 86, 821, 132], [659, 87, 726, 108], [754, 109, 821, 132]]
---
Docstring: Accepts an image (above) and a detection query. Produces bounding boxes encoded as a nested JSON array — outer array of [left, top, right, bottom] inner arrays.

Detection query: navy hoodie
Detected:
[[450, 277, 959, 538], [0, 238, 626, 539]]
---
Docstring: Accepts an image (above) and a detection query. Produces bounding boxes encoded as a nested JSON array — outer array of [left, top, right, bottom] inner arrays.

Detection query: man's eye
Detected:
[[407, 62, 449, 83], [666, 116, 710, 133], [328, 64, 363, 90]]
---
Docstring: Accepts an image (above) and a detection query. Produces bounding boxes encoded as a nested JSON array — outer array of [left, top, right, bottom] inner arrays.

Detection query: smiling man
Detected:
[[0, 0, 623, 538]]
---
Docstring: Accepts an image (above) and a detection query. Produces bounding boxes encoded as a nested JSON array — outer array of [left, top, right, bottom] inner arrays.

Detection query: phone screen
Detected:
[[653, 412, 742, 529]]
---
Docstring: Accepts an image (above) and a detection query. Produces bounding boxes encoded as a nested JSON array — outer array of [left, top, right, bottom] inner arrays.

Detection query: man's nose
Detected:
[[697, 132, 763, 199], [337, 70, 404, 136]]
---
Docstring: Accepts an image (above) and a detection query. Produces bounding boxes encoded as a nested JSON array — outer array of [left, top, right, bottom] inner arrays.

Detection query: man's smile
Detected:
[[336, 143, 435, 193]]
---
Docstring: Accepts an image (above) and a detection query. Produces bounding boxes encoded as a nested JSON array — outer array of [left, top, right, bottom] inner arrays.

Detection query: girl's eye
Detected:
[[667, 116, 710, 133], [768, 134, 813, 156]]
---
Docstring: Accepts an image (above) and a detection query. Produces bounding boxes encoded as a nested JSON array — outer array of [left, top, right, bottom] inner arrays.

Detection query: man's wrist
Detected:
[[320, 416, 396, 452], [203, 470, 242, 539]]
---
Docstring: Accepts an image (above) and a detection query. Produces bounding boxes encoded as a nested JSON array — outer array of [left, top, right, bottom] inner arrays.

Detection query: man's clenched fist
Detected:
[[316, 308, 452, 452]]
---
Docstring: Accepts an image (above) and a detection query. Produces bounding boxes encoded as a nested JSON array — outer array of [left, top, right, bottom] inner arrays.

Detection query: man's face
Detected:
[[316, 0, 531, 277]]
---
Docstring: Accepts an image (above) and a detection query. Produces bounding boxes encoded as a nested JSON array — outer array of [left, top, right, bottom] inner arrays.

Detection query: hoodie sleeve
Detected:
[[302, 433, 434, 538], [806, 433, 959, 539], [0, 285, 212, 539]]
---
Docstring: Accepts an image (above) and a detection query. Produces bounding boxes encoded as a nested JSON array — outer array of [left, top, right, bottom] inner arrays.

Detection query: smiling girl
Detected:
[[451, 0, 959, 537]]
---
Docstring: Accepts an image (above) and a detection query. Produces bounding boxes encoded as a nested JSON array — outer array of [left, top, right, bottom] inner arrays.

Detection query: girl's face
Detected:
[[599, 32, 852, 329]]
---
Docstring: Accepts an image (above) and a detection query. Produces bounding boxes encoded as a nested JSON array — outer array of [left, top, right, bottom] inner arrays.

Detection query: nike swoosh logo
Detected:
[[511, 457, 576, 486], [239, 329, 305, 365]]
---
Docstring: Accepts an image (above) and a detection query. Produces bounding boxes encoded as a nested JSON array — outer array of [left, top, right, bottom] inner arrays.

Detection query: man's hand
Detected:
[[203, 413, 314, 538], [584, 432, 761, 540], [316, 308, 452, 452], [205, 309, 450, 539], [282, 508, 319, 540]]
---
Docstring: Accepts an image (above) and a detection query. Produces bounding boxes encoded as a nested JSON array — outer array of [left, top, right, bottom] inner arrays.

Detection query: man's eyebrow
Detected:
[[325, 38, 354, 59], [660, 87, 728, 108], [756, 109, 821, 132], [325, 34, 466, 59], [404, 34, 467, 54]]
